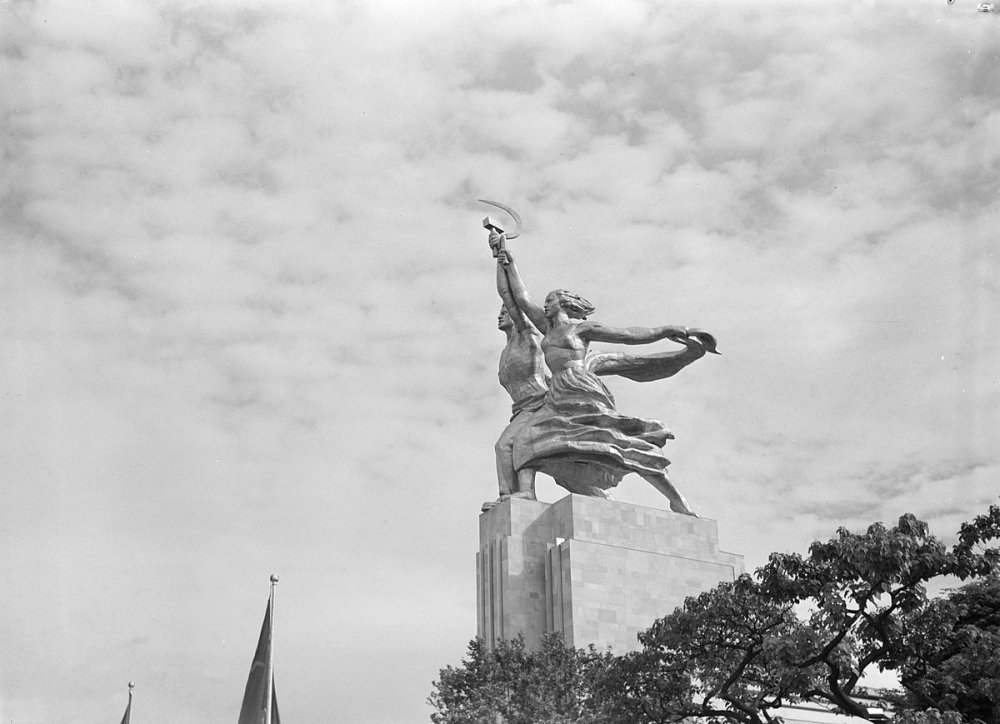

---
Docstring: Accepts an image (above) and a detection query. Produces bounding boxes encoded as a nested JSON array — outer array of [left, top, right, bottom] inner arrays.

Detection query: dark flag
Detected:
[[238, 585, 280, 724]]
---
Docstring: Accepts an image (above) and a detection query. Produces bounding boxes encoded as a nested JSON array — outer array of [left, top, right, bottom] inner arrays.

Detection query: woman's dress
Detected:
[[513, 356, 674, 495]]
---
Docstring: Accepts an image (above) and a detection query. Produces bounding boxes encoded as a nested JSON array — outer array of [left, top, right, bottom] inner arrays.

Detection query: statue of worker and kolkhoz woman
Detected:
[[481, 201, 719, 517]]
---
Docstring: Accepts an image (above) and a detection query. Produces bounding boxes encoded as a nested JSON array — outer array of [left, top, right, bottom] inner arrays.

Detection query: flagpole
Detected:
[[265, 574, 278, 724], [121, 681, 134, 724]]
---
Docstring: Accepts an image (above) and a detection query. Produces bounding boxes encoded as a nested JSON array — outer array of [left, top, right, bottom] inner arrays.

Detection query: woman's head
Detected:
[[545, 289, 596, 320]]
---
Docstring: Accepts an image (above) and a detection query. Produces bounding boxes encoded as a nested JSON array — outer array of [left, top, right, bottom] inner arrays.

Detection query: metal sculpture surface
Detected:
[[482, 203, 717, 516]]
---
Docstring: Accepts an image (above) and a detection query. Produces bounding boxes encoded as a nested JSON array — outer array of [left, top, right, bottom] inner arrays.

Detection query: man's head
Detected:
[[498, 305, 514, 331]]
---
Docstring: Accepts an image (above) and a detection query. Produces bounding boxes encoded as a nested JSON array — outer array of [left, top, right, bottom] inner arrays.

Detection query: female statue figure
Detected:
[[491, 233, 717, 516]]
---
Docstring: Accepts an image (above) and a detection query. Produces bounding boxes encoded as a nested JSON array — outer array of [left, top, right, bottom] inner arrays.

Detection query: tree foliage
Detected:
[[887, 575, 1000, 724], [600, 575, 833, 724], [601, 506, 1000, 723], [894, 710, 965, 724], [430, 505, 1000, 724], [428, 633, 613, 724]]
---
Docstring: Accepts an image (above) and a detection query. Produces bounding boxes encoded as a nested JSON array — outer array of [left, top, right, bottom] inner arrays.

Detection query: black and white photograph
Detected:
[[2, 1, 998, 722]]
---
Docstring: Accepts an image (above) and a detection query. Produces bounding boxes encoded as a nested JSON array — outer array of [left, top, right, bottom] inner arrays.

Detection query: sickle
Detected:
[[478, 199, 523, 239]]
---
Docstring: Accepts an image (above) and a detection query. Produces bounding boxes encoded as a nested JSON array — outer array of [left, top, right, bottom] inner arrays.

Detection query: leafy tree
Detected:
[[894, 710, 964, 724], [430, 505, 1000, 724], [887, 575, 1000, 723], [428, 633, 613, 724], [593, 574, 826, 724], [594, 505, 1000, 723]]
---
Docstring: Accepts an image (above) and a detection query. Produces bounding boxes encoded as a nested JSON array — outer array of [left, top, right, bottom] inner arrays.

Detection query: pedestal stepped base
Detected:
[[476, 495, 744, 652]]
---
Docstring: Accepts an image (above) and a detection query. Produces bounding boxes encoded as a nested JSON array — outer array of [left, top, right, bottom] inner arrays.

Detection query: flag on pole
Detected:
[[120, 682, 134, 724], [238, 583, 280, 724]]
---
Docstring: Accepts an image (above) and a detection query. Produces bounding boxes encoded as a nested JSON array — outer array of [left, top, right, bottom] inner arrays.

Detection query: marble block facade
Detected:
[[476, 494, 744, 652]]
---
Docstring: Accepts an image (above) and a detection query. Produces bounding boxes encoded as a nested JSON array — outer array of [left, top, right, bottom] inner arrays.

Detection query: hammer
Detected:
[[483, 216, 507, 258]]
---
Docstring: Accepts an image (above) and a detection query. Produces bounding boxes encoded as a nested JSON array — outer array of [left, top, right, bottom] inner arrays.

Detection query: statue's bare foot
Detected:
[[482, 490, 537, 512]]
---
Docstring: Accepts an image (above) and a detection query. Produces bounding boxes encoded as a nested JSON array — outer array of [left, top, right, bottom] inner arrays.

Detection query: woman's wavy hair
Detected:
[[551, 289, 596, 319]]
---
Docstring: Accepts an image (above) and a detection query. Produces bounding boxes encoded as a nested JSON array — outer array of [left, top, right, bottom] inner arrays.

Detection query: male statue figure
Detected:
[[491, 242, 548, 503]]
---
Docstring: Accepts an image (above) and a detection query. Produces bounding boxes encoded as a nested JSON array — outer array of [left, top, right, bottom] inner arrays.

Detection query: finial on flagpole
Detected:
[[128, 682, 135, 691], [265, 575, 278, 724]]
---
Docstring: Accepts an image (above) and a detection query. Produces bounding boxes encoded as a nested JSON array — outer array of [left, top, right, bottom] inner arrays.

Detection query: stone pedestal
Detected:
[[476, 495, 744, 652]]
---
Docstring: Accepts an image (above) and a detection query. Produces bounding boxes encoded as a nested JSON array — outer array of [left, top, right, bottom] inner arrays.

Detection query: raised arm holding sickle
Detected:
[[492, 239, 718, 516]]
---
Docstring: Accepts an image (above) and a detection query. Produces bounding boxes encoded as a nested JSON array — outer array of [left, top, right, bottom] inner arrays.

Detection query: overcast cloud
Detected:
[[2, 1, 998, 722]]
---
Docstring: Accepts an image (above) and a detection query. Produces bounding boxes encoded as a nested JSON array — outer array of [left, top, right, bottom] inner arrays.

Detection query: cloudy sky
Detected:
[[2, 0, 998, 721]]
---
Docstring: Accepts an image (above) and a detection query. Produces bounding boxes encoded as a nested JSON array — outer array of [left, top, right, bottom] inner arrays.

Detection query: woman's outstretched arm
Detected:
[[576, 322, 690, 345]]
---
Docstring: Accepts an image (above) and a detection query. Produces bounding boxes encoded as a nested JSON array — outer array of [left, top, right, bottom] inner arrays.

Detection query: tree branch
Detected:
[[822, 660, 870, 719]]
